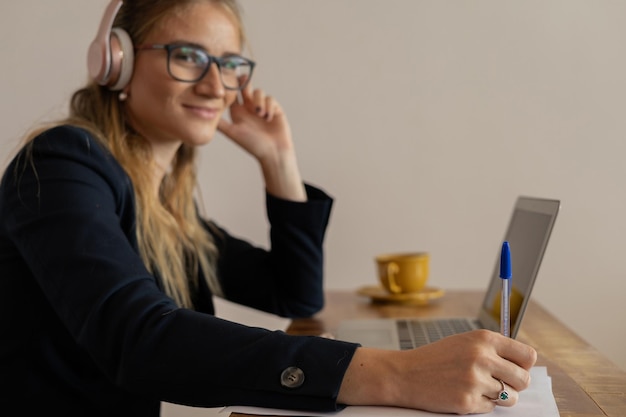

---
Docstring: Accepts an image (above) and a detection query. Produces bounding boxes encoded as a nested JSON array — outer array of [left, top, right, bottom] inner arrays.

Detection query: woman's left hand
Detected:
[[218, 83, 306, 201], [218, 83, 294, 163]]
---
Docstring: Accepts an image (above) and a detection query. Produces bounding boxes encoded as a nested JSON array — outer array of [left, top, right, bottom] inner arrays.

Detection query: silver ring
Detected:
[[495, 379, 510, 402]]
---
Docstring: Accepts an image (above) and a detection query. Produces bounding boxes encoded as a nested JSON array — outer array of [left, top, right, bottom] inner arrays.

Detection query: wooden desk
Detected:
[[286, 290, 626, 417]]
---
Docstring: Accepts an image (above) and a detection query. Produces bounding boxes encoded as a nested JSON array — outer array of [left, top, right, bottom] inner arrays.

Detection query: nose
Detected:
[[194, 61, 225, 98]]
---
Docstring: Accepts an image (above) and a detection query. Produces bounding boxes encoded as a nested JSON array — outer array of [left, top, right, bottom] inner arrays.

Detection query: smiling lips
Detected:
[[184, 104, 221, 120]]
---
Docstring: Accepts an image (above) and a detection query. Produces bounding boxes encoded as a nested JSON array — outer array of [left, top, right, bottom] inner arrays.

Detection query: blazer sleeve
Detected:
[[208, 185, 333, 318]]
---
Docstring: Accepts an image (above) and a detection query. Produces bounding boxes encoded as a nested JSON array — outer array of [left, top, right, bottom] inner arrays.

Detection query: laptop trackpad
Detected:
[[337, 320, 398, 350]]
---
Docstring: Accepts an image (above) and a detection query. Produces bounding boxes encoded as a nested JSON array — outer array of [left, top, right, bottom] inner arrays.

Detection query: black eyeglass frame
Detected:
[[136, 43, 256, 91]]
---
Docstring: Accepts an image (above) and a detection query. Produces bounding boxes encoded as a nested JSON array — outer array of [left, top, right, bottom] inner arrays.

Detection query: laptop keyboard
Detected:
[[396, 318, 479, 349]]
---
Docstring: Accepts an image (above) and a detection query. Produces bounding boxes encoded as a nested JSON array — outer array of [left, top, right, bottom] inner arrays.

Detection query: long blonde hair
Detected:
[[25, 0, 247, 307]]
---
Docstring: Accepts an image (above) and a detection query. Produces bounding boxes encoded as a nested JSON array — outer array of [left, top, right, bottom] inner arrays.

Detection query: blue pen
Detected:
[[499, 241, 512, 337]]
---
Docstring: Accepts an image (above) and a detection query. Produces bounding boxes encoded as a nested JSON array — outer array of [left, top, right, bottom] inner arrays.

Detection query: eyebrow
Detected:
[[165, 40, 243, 57]]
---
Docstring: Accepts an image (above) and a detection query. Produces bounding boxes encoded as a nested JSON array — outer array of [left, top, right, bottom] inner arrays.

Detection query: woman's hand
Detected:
[[337, 329, 537, 415], [218, 83, 306, 201]]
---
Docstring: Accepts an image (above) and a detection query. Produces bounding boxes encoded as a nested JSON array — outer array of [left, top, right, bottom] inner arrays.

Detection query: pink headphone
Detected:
[[87, 0, 134, 91]]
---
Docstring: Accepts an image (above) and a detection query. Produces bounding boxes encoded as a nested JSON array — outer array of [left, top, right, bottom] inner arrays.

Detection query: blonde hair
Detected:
[[23, 0, 247, 307]]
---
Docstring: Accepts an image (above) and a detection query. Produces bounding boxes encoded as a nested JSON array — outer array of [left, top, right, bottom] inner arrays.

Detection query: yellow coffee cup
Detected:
[[375, 252, 430, 294]]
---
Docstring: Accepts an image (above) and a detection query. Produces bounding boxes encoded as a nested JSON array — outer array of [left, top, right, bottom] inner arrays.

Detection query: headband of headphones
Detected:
[[87, 0, 134, 91]]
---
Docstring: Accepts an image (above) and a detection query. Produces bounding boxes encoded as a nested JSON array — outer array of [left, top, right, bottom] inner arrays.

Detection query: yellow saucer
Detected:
[[357, 285, 445, 306]]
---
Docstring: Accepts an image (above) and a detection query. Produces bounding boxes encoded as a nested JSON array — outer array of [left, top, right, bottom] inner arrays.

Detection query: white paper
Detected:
[[161, 403, 224, 417], [224, 367, 559, 417], [212, 296, 292, 331]]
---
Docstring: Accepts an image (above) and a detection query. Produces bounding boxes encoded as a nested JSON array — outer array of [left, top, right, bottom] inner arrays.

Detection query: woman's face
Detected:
[[125, 2, 241, 154]]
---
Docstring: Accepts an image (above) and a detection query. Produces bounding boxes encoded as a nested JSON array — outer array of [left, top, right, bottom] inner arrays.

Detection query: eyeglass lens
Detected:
[[168, 45, 252, 89]]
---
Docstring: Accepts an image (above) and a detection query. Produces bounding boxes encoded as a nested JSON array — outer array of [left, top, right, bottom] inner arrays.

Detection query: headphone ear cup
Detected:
[[108, 28, 134, 91], [87, 0, 123, 86]]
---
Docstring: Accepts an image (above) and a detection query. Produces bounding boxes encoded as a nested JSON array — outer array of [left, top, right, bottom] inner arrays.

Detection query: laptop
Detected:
[[336, 196, 561, 350]]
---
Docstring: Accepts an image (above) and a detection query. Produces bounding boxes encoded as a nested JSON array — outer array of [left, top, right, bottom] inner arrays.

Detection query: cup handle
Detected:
[[387, 262, 402, 293]]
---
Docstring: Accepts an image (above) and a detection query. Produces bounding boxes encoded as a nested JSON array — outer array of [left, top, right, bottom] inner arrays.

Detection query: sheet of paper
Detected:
[[212, 296, 292, 331], [161, 403, 224, 417], [224, 367, 559, 417]]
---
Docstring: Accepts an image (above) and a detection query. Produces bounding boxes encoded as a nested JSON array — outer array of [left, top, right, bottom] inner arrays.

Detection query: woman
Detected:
[[0, 0, 536, 415]]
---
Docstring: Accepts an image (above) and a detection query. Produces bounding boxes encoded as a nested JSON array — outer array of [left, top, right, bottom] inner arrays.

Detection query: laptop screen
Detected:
[[478, 197, 560, 337]]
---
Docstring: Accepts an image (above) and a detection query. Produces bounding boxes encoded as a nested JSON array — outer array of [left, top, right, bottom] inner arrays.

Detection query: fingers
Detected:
[[486, 378, 519, 408], [251, 89, 280, 121], [497, 334, 538, 370], [239, 83, 281, 121], [483, 332, 534, 408], [493, 361, 532, 394], [444, 330, 532, 411], [491, 332, 536, 395]]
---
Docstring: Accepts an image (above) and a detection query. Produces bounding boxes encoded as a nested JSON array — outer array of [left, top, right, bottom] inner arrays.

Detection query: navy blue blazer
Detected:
[[0, 125, 358, 416]]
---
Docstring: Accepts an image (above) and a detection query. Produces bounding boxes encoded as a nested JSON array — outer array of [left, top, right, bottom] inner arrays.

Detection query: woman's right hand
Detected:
[[337, 329, 537, 415]]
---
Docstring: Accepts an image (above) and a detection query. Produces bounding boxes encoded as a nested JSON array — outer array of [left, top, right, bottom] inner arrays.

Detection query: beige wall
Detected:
[[2, 0, 625, 371]]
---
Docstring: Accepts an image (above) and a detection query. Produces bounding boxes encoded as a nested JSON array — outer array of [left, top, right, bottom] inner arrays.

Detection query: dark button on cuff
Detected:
[[280, 366, 305, 388]]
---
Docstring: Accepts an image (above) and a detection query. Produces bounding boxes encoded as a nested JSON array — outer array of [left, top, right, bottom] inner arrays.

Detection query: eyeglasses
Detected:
[[136, 44, 255, 91]]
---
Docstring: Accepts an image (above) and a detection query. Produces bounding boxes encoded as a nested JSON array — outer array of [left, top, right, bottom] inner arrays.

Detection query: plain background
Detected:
[[1, 0, 624, 373]]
